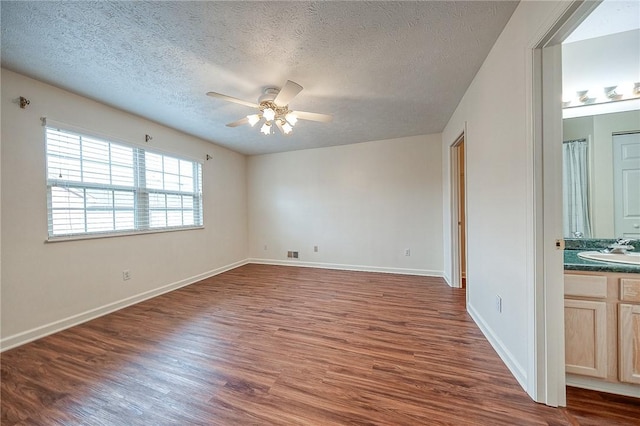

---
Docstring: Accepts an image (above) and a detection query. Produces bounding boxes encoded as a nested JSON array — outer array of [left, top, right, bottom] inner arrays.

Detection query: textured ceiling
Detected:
[[1, 1, 518, 155], [564, 0, 640, 44]]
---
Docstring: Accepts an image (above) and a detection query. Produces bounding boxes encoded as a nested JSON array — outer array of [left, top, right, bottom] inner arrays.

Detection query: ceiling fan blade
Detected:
[[273, 80, 303, 107], [207, 92, 259, 108], [226, 117, 250, 127], [292, 110, 333, 123], [275, 121, 285, 135]]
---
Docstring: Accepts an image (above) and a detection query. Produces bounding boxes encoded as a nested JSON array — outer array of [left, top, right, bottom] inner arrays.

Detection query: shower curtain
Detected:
[[563, 138, 592, 238]]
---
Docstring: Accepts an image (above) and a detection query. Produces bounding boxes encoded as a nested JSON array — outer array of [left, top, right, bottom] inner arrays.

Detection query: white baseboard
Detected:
[[248, 258, 443, 277], [0, 259, 250, 352], [566, 375, 640, 398], [1, 259, 441, 352], [443, 273, 452, 287], [467, 303, 528, 391]]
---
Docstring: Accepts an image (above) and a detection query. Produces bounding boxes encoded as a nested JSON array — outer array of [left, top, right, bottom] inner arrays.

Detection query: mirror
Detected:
[[563, 109, 640, 239], [560, 2, 640, 240]]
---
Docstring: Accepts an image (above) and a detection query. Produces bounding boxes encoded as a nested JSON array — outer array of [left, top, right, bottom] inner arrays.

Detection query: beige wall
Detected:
[[1, 69, 248, 349], [564, 110, 640, 237], [441, 0, 571, 397], [248, 135, 444, 275]]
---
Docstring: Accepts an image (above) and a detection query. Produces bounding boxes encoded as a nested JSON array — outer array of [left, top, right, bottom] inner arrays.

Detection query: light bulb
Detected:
[[263, 108, 275, 122], [285, 112, 297, 126], [604, 86, 618, 99], [282, 122, 293, 134], [247, 114, 260, 126], [576, 90, 589, 103], [260, 122, 271, 135]]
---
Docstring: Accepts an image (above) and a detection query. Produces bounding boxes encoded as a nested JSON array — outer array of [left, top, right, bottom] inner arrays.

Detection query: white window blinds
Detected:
[[45, 126, 203, 239]]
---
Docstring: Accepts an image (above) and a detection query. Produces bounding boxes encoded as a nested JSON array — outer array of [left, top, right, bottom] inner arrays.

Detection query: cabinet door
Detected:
[[565, 299, 607, 378], [619, 303, 640, 384]]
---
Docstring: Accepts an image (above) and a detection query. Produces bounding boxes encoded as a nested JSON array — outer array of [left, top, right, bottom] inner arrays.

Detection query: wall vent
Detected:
[[287, 251, 299, 259]]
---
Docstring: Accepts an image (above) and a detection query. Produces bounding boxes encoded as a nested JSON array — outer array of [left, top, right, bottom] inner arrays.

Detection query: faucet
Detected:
[[606, 238, 635, 254]]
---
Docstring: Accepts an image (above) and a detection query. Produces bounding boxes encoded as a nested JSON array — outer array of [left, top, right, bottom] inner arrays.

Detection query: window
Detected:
[[45, 127, 202, 239]]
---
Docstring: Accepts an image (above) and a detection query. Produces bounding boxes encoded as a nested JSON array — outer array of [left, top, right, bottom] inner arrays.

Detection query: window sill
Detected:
[[45, 226, 205, 243]]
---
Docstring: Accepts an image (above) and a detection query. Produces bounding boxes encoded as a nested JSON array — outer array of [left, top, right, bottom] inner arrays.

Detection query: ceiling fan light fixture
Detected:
[[285, 112, 298, 126], [263, 108, 276, 122], [247, 114, 261, 126], [207, 80, 332, 137]]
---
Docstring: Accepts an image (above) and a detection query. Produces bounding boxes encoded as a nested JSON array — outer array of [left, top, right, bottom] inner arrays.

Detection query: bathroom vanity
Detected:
[[564, 242, 640, 397]]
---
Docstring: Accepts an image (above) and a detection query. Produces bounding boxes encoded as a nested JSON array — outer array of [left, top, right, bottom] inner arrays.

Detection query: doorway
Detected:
[[534, 0, 636, 407], [450, 133, 467, 290]]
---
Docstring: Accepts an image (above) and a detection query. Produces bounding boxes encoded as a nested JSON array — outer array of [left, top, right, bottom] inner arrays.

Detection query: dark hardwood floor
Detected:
[[2, 264, 638, 425]]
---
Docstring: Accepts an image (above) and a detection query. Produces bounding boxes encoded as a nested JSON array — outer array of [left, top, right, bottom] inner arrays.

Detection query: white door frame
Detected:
[[449, 130, 466, 290], [531, 0, 602, 406]]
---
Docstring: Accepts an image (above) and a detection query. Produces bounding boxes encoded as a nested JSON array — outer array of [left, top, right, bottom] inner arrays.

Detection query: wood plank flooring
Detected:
[[2, 264, 639, 425]]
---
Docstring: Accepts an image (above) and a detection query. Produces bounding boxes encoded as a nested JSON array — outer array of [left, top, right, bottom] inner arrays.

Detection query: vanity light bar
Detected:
[[562, 82, 640, 109]]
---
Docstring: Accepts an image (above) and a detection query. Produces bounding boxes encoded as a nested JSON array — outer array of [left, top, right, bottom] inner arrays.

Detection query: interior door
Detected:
[[613, 132, 640, 238]]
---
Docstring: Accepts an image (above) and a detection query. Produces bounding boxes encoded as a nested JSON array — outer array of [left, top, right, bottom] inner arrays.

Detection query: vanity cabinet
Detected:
[[565, 299, 608, 377], [564, 272, 640, 396], [619, 304, 640, 384], [619, 279, 640, 384], [564, 274, 609, 378]]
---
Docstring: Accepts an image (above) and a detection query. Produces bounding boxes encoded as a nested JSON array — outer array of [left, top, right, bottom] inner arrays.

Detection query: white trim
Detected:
[[442, 273, 452, 287], [0, 259, 249, 352], [468, 303, 528, 390], [248, 258, 443, 277], [566, 375, 640, 399], [530, 0, 604, 407], [448, 129, 466, 290], [527, 40, 542, 407], [536, 42, 568, 407]]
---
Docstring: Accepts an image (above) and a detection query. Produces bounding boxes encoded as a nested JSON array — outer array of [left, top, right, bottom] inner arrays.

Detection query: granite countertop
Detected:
[[564, 249, 640, 274]]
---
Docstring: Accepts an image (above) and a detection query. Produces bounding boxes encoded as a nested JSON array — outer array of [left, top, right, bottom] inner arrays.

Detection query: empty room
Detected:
[[1, 1, 639, 424]]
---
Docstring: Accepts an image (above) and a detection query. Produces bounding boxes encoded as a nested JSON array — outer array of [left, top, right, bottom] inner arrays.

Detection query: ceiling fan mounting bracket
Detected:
[[258, 87, 280, 104]]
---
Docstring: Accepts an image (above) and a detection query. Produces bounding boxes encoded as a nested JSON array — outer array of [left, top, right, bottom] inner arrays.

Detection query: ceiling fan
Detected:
[[206, 80, 332, 135]]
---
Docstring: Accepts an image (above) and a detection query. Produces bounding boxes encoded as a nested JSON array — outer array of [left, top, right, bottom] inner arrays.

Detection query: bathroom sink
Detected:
[[578, 251, 640, 266]]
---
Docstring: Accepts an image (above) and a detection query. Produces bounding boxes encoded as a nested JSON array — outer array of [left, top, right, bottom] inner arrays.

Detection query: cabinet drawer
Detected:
[[564, 274, 607, 298], [620, 279, 640, 302]]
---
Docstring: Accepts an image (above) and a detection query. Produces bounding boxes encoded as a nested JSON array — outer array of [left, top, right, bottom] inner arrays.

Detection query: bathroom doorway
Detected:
[[450, 133, 467, 290], [535, 0, 639, 406]]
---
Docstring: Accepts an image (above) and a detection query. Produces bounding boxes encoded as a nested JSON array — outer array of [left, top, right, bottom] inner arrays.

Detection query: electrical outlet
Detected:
[[496, 295, 502, 313], [314, 245, 318, 252], [405, 248, 411, 256], [264, 244, 268, 251], [122, 270, 131, 281]]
